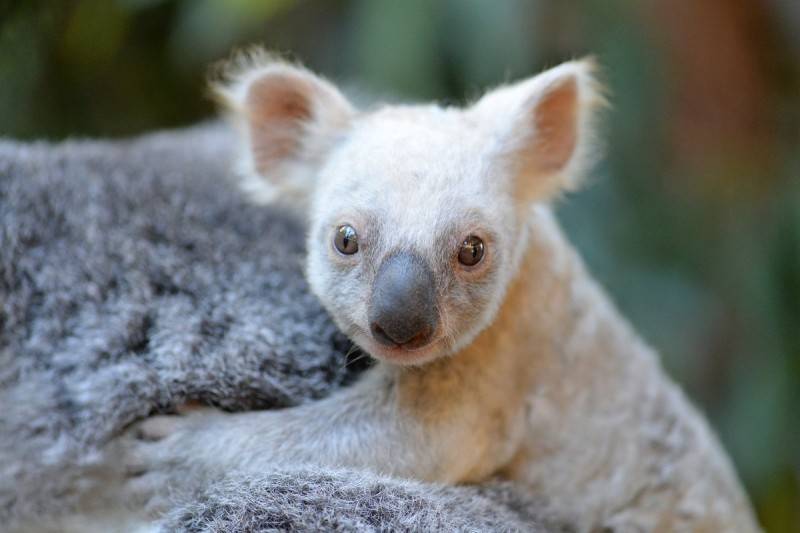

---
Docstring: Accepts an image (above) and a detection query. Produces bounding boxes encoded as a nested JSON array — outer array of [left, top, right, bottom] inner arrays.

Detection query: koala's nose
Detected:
[[368, 251, 438, 349]]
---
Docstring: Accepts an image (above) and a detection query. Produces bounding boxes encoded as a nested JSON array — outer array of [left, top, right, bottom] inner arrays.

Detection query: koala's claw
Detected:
[[130, 405, 221, 441], [116, 406, 225, 513], [122, 438, 162, 476], [134, 415, 183, 441]]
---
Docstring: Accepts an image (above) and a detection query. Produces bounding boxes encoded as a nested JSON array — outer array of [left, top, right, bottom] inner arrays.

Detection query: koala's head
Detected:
[[218, 50, 604, 366]]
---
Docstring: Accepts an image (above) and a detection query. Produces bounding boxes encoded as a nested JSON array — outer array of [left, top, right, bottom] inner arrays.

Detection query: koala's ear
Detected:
[[214, 51, 354, 202], [471, 59, 606, 202]]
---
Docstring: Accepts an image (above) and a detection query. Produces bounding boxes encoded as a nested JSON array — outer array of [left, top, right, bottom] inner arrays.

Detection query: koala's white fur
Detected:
[[114, 50, 760, 532]]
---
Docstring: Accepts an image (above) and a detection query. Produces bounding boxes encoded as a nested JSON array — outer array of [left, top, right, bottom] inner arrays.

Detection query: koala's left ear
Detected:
[[471, 59, 607, 202], [213, 49, 354, 204]]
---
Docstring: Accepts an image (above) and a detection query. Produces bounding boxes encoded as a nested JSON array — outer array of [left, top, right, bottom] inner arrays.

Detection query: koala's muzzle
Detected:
[[368, 252, 438, 349]]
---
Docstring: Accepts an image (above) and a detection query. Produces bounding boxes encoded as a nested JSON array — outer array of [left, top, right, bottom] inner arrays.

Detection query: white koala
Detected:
[[117, 50, 759, 532]]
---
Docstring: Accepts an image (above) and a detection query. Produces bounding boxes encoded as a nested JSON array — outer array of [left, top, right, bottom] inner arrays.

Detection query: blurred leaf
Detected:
[[350, 0, 443, 99], [62, 0, 130, 70], [0, 4, 48, 137], [169, 0, 294, 68], [115, 0, 168, 10], [440, 0, 539, 93]]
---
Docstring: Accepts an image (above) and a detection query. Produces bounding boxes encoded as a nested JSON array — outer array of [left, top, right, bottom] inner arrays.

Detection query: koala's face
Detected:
[[306, 108, 525, 365], [220, 51, 600, 366]]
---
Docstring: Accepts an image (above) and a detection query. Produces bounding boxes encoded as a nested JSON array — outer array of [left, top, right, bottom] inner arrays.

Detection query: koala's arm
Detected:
[[121, 364, 521, 511]]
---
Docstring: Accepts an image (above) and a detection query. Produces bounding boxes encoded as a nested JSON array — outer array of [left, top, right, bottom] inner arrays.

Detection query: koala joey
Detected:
[[119, 50, 760, 532]]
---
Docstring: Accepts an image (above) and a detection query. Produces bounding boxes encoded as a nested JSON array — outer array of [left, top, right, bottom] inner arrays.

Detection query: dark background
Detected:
[[1, 1, 798, 530]]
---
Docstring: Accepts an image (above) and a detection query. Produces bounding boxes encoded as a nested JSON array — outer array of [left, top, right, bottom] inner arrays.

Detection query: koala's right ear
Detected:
[[214, 50, 354, 203]]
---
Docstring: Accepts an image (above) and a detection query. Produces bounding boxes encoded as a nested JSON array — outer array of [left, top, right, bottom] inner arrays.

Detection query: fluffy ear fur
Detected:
[[472, 58, 606, 203], [213, 49, 355, 204]]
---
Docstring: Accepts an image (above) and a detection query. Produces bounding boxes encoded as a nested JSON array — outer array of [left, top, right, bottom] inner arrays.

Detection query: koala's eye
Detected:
[[334, 225, 359, 255], [458, 235, 485, 266]]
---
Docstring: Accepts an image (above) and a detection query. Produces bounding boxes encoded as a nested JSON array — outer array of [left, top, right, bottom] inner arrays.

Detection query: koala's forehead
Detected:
[[312, 104, 513, 257], [318, 105, 498, 209]]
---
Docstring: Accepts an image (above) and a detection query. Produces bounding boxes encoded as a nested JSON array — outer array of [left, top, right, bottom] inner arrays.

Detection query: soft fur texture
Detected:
[[160, 469, 567, 532], [0, 124, 566, 531]]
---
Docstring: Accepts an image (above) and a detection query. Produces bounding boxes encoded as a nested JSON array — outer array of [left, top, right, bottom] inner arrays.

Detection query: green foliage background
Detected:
[[1, 1, 797, 530]]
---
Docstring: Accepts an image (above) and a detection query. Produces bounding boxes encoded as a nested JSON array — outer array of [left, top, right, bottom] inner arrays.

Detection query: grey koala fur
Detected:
[[0, 124, 568, 531], [160, 469, 568, 532]]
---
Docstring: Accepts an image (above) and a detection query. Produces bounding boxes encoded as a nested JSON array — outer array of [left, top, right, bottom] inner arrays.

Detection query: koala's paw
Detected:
[[120, 405, 225, 515]]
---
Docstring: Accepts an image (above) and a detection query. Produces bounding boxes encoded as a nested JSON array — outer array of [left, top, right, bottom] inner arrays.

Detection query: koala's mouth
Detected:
[[369, 322, 434, 351], [342, 319, 443, 366], [367, 316, 440, 362], [364, 334, 443, 366]]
